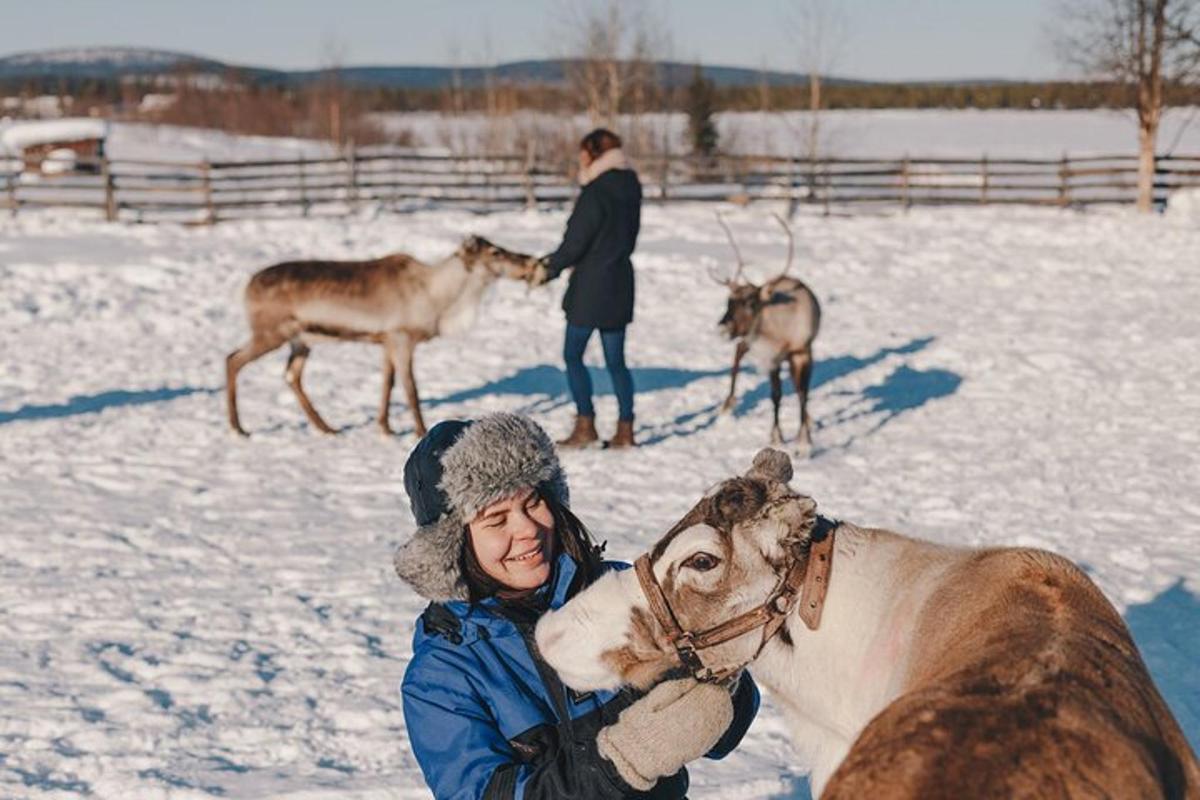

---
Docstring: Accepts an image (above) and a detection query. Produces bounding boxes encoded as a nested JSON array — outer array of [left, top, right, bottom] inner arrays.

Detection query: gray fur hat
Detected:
[[393, 412, 569, 602]]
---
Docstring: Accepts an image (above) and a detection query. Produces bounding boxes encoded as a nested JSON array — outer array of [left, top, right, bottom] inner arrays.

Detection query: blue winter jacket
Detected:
[[401, 553, 760, 799]]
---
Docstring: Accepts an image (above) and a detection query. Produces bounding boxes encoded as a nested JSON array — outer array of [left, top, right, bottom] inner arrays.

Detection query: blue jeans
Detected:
[[563, 324, 634, 421]]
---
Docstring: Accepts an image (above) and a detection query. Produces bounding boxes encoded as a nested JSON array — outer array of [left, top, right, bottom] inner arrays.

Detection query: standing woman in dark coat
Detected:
[[534, 129, 642, 449]]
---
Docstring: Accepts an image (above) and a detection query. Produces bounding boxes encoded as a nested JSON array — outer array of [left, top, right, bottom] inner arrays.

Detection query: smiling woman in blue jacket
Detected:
[[393, 413, 759, 799]]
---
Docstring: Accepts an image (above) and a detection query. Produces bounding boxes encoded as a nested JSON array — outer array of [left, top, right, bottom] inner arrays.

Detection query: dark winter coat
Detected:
[[401, 552, 760, 799], [545, 168, 642, 330]]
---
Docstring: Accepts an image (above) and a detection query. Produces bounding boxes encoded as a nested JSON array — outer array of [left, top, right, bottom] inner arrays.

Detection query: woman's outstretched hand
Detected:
[[528, 256, 552, 287], [595, 678, 735, 791]]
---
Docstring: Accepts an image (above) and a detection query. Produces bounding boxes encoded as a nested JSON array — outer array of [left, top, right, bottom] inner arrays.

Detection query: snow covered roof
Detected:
[[0, 118, 109, 152]]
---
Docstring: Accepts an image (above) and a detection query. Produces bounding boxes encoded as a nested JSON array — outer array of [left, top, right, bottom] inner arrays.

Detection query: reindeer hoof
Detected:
[[770, 430, 784, 446], [379, 424, 395, 437], [720, 398, 736, 414]]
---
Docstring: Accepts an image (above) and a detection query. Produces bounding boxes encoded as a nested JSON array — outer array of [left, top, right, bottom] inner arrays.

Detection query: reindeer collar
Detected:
[[634, 516, 838, 683]]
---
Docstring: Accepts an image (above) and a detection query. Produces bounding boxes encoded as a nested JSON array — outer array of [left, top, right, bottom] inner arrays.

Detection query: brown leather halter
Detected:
[[633, 521, 836, 683]]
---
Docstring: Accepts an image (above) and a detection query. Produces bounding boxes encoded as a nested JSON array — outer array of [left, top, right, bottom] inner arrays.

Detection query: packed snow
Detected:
[[1, 198, 1197, 798]]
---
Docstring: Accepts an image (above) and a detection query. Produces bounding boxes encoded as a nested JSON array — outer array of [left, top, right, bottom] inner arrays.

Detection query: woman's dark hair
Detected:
[[461, 488, 605, 605], [580, 128, 622, 159]]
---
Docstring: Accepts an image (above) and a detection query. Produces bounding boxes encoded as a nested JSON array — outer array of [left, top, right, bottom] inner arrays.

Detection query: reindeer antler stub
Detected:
[[748, 448, 793, 484]]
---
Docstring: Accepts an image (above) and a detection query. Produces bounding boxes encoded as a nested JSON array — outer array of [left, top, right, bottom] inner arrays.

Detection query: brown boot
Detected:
[[558, 415, 599, 448], [605, 419, 636, 449]]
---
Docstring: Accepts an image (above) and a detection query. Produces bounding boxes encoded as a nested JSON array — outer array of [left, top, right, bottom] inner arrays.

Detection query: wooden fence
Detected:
[[3, 148, 1200, 223]]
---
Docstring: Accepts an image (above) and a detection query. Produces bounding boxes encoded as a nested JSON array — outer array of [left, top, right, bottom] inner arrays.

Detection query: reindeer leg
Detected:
[[790, 349, 815, 450], [285, 341, 336, 434], [722, 340, 750, 413], [226, 332, 286, 436], [769, 364, 784, 445], [378, 339, 397, 436], [389, 332, 427, 437]]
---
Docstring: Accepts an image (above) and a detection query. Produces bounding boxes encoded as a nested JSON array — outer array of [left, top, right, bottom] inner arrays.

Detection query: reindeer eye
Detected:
[[682, 552, 721, 572]]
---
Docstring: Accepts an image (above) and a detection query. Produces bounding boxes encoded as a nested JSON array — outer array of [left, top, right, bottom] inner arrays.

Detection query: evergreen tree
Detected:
[[685, 65, 719, 157]]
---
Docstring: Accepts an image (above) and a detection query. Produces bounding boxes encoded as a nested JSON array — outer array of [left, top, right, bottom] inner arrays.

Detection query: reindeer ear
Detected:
[[747, 448, 793, 484]]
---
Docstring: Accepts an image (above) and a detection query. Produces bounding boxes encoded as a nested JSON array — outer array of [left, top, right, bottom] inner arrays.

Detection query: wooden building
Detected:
[[0, 118, 110, 175]]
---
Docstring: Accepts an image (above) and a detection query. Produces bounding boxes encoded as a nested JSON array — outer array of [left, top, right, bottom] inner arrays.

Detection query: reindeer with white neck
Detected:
[[714, 214, 821, 449], [536, 449, 1200, 798], [226, 235, 539, 437]]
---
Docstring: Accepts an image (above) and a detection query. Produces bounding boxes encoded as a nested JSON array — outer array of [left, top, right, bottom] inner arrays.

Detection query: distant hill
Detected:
[[0, 46, 877, 89], [0, 47, 286, 83]]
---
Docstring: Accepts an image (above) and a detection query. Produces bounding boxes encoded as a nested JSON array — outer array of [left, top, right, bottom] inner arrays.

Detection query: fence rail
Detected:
[[3, 149, 1200, 223]]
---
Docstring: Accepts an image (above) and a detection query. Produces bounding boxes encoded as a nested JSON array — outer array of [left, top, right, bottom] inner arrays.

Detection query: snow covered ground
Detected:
[[1, 200, 1198, 798], [378, 107, 1200, 158]]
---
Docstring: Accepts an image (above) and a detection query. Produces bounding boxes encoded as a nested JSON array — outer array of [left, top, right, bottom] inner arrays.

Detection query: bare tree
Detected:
[[785, 0, 846, 214], [1057, 0, 1200, 211], [560, 0, 667, 138], [787, 0, 846, 164]]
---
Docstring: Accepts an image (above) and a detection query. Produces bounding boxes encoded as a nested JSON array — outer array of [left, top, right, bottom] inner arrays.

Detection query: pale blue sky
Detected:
[[0, 0, 1065, 81]]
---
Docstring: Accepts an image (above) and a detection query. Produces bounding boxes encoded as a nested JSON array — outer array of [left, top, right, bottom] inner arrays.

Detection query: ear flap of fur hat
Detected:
[[393, 413, 569, 602]]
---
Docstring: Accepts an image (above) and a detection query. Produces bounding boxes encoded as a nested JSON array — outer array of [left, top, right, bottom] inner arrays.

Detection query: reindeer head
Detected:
[[719, 283, 765, 339], [535, 449, 821, 692], [711, 212, 796, 341], [458, 235, 540, 280]]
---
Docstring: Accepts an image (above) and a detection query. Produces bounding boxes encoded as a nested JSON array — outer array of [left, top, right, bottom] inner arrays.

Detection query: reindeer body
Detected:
[[225, 237, 536, 436], [715, 216, 821, 448], [536, 451, 1199, 799]]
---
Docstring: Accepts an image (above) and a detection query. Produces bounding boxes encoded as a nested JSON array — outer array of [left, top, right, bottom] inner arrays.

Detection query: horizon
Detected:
[[0, 0, 1067, 84], [0, 44, 1059, 86]]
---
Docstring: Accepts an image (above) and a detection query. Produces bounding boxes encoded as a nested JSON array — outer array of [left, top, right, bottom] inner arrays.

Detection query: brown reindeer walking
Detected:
[[714, 213, 821, 448], [225, 235, 538, 437]]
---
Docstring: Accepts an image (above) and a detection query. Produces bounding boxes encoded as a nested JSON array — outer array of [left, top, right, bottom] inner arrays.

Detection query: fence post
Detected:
[[822, 160, 831, 217], [900, 155, 911, 211], [1058, 153, 1070, 207], [345, 142, 358, 212], [660, 152, 670, 201], [101, 154, 117, 222], [201, 160, 215, 225], [523, 140, 537, 209], [389, 152, 401, 211], [5, 166, 16, 218], [298, 155, 309, 217], [980, 154, 989, 205]]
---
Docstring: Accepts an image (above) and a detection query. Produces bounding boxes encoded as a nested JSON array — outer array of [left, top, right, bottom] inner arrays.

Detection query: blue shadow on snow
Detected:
[[0, 386, 216, 425], [428, 364, 727, 415], [732, 336, 935, 417], [1125, 580, 1200, 754]]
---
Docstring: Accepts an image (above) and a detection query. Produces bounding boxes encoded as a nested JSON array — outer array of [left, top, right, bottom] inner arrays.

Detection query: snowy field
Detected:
[[377, 107, 1200, 158], [6, 107, 1200, 166], [1, 199, 1198, 798]]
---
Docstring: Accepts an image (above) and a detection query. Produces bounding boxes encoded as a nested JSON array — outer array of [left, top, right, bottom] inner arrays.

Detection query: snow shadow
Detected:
[[639, 337, 942, 447], [428, 364, 727, 414], [732, 336, 936, 417], [0, 386, 217, 425], [768, 775, 814, 800], [1125, 580, 1200, 753]]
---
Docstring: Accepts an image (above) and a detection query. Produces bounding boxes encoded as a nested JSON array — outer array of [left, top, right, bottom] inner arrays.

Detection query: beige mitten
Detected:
[[596, 678, 735, 791]]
